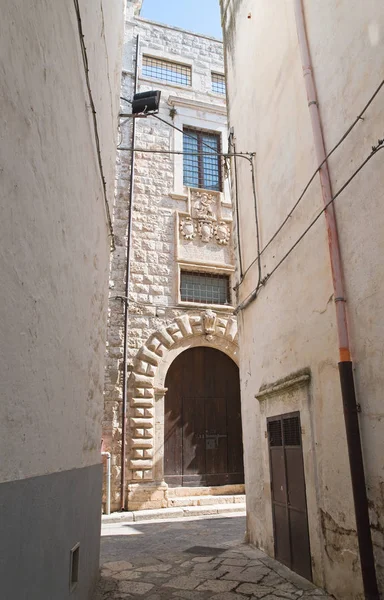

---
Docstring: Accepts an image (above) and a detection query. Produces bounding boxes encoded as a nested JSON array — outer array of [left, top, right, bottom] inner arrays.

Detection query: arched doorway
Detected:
[[164, 347, 244, 487]]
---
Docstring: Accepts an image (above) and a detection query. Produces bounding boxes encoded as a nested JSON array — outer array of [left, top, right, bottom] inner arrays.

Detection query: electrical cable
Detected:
[[73, 0, 115, 251], [236, 139, 384, 313], [230, 136, 243, 278], [236, 78, 384, 287], [111, 296, 235, 313], [120, 97, 255, 160]]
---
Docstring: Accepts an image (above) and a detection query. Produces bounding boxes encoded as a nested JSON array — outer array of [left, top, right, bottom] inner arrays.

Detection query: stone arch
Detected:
[[128, 311, 238, 482]]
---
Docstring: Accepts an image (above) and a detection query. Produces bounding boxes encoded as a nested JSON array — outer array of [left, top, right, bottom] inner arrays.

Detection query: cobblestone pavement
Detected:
[[95, 514, 332, 599]]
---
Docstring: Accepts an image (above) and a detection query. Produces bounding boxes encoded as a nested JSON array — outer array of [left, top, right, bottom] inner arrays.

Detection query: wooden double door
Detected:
[[164, 347, 244, 487]]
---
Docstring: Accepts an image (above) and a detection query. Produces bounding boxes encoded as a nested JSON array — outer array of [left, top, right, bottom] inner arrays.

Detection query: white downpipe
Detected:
[[101, 452, 111, 515]]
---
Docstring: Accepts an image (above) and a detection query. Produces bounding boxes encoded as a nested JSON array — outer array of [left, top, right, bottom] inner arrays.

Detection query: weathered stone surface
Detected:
[[102, 9, 237, 502], [119, 581, 154, 595], [163, 576, 205, 590], [196, 579, 238, 592], [95, 515, 332, 600]]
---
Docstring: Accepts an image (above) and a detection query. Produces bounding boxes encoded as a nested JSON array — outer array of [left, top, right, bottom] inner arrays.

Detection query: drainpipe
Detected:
[[294, 2, 379, 598], [121, 33, 140, 511], [101, 452, 111, 516]]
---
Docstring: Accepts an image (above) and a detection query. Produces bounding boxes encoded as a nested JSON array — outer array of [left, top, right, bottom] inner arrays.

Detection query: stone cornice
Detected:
[[255, 369, 311, 402], [167, 95, 227, 116]]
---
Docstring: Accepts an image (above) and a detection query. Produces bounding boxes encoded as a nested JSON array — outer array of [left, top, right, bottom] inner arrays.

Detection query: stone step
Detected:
[[166, 484, 245, 498], [167, 494, 245, 508], [102, 503, 246, 524]]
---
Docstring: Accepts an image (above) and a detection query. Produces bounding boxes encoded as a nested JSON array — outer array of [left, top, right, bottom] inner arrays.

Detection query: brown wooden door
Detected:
[[164, 347, 244, 487], [267, 412, 312, 581]]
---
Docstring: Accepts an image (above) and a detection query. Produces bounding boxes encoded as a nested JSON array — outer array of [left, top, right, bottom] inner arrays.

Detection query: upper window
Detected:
[[183, 128, 222, 191], [211, 72, 226, 95], [142, 55, 192, 87], [180, 271, 230, 305]]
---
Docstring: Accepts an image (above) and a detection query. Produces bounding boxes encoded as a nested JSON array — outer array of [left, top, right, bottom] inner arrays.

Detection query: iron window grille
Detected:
[[180, 271, 230, 305], [142, 55, 192, 86], [211, 72, 226, 95], [183, 127, 222, 191]]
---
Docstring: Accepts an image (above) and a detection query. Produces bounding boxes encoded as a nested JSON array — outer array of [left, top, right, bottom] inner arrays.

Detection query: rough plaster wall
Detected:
[[222, 0, 384, 597], [302, 0, 384, 590], [0, 0, 125, 481], [104, 15, 231, 506]]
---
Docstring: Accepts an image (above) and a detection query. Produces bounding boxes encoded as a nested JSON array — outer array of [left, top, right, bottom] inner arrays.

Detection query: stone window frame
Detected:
[[139, 48, 197, 92], [142, 54, 192, 87], [170, 105, 229, 199], [182, 126, 223, 192], [180, 269, 231, 305], [211, 72, 226, 95], [176, 261, 235, 311]]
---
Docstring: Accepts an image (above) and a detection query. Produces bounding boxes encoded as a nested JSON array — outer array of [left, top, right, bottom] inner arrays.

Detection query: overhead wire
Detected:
[[236, 78, 384, 287], [236, 138, 384, 313], [73, 0, 115, 251]]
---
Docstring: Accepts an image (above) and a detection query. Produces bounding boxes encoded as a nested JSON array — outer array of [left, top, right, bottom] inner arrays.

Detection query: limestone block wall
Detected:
[[104, 12, 235, 510]]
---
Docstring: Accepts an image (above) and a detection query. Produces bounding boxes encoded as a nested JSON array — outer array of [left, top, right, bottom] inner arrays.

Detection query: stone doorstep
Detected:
[[102, 503, 246, 524], [168, 494, 246, 507], [167, 484, 245, 498]]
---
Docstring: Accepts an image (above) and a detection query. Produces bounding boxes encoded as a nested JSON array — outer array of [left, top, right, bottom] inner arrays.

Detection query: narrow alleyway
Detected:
[[95, 514, 331, 599]]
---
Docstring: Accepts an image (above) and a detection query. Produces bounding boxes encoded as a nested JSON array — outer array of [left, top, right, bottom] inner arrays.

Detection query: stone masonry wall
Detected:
[[104, 9, 234, 511]]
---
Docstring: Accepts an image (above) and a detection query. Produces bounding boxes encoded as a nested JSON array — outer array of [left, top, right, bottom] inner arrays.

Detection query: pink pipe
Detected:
[[294, 0, 350, 362]]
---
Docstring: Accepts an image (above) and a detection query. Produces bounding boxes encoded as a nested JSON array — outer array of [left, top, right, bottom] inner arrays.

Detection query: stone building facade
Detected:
[[220, 1, 384, 598], [104, 4, 243, 512]]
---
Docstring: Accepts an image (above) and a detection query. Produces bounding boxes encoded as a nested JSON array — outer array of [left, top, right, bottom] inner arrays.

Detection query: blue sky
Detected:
[[140, 0, 222, 39]]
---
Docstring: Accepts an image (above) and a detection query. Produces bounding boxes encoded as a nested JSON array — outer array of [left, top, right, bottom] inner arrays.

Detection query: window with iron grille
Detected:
[[142, 55, 192, 86], [183, 128, 222, 191], [211, 72, 226, 95], [180, 271, 230, 305]]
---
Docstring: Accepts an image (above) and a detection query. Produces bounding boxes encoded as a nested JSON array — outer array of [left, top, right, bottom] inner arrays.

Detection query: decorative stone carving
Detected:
[[180, 189, 231, 245], [215, 221, 231, 245], [203, 309, 217, 336], [198, 220, 214, 243], [129, 311, 238, 481], [192, 192, 216, 221], [180, 217, 196, 240]]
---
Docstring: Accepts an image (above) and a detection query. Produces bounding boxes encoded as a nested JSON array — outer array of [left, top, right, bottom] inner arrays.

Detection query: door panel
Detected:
[[182, 396, 205, 476], [289, 507, 312, 580], [268, 413, 312, 581], [273, 503, 291, 567], [164, 347, 244, 487], [205, 397, 227, 475]]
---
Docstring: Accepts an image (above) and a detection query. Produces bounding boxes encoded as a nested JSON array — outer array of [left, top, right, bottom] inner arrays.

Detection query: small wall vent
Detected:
[[69, 542, 80, 592]]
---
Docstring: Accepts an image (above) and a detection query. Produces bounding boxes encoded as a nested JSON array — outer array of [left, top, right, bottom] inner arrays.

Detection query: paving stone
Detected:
[[137, 564, 172, 572], [106, 561, 134, 572], [171, 591, 209, 600], [221, 565, 271, 583], [140, 573, 172, 583], [197, 579, 238, 592], [163, 575, 204, 590], [222, 558, 249, 567], [192, 566, 232, 580], [208, 594, 248, 600], [237, 583, 276, 596], [111, 570, 142, 581], [119, 581, 154, 595], [96, 515, 332, 600]]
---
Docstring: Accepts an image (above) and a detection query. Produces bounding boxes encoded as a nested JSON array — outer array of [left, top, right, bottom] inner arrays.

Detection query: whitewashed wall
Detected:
[[0, 0, 124, 483], [221, 0, 384, 598]]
